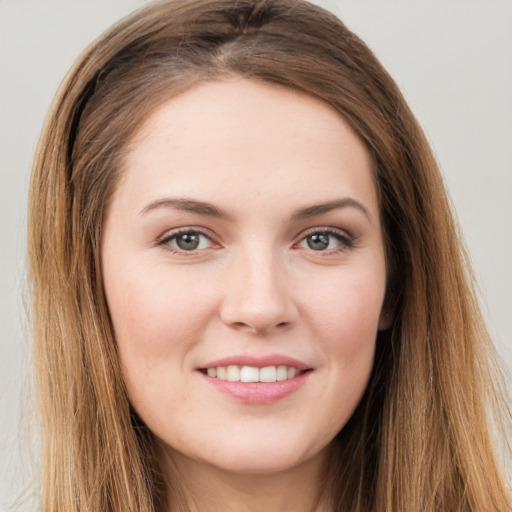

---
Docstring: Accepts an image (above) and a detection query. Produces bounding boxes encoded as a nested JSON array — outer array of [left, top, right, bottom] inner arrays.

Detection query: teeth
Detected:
[[276, 365, 288, 381], [204, 365, 303, 382], [259, 366, 276, 382], [226, 365, 240, 381], [240, 366, 259, 382]]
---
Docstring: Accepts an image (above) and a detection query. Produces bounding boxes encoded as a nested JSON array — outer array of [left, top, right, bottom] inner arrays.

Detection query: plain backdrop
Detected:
[[1, 0, 511, 509]]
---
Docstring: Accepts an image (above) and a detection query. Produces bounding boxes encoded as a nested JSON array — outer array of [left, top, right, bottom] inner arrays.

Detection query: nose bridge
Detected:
[[220, 242, 297, 333]]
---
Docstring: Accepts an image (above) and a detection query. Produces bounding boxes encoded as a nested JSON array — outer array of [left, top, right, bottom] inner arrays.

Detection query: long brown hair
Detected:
[[28, 0, 511, 510]]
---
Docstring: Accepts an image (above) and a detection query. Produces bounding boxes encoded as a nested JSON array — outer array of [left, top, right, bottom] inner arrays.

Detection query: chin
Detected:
[[188, 434, 330, 477], [211, 453, 304, 475]]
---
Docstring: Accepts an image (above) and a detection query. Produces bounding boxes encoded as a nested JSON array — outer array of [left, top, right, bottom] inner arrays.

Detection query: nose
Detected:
[[219, 248, 298, 334]]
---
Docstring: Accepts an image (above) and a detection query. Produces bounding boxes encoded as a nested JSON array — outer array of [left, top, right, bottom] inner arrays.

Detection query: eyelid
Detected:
[[154, 225, 355, 255], [294, 226, 355, 252], [156, 226, 220, 253]]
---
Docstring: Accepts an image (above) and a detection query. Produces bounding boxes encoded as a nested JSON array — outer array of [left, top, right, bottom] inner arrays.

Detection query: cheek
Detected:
[[103, 271, 209, 417], [102, 265, 218, 411], [305, 270, 385, 342], [105, 264, 211, 350], [301, 269, 385, 393]]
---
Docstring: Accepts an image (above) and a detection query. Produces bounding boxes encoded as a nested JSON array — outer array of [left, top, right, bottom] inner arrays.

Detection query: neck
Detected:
[[159, 443, 332, 512]]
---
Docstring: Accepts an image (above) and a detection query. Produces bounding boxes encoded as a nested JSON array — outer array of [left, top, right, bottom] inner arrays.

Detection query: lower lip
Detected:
[[199, 371, 311, 404]]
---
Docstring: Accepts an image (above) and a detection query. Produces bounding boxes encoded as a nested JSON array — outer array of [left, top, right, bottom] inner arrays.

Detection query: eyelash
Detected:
[[157, 228, 216, 253], [296, 228, 355, 254], [156, 227, 355, 255]]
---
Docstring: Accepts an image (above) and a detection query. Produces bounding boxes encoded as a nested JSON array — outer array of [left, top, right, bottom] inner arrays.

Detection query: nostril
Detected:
[[231, 322, 281, 335], [219, 286, 299, 333], [241, 321, 291, 334]]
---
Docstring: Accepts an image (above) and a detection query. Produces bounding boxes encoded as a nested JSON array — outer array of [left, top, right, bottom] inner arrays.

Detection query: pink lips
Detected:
[[201, 354, 310, 371], [198, 353, 312, 404]]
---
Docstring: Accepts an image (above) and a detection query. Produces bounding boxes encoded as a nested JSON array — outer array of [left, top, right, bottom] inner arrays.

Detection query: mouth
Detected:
[[197, 355, 313, 404], [199, 365, 308, 383]]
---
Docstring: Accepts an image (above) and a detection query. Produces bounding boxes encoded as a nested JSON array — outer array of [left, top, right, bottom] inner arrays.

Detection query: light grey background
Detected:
[[1, 0, 511, 509]]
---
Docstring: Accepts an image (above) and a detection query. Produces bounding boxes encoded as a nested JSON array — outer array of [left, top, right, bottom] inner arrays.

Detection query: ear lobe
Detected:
[[378, 308, 393, 331]]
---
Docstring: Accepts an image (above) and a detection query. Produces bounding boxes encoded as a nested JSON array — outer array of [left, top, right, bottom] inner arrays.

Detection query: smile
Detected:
[[200, 365, 304, 382], [198, 355, 313, 403]]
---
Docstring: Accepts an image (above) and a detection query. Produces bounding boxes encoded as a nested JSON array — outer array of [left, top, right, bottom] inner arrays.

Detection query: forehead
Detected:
[[130, 77, 368, 158], [116, 78, 378, 220]]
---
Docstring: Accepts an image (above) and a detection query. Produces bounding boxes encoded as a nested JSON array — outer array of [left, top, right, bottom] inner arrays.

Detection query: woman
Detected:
[[28, 0, 510, 510]]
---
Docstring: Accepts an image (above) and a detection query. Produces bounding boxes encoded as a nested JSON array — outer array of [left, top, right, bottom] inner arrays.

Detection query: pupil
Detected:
[[177, 233, 200, 250], [307, 233, 329, 250]]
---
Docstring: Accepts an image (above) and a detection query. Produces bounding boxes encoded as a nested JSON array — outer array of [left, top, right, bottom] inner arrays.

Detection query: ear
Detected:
[[378, 307, 393, 331]]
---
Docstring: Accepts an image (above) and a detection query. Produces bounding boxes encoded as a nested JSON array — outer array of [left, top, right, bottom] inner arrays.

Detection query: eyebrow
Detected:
[[291, 198, 372, 223], [139, 196, 372, 222], [139, 198, 231, 219]]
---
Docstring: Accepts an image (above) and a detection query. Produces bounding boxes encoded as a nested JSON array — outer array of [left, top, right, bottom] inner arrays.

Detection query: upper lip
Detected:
[[199, 354, 311, 371]]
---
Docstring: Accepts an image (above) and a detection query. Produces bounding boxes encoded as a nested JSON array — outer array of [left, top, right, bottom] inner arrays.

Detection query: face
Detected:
[[102, 78, 390, 477]]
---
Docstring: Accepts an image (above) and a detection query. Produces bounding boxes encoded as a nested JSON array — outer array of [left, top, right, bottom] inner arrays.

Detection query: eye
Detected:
[[159, 229, 214, 252], [297, 229, 353, 252]]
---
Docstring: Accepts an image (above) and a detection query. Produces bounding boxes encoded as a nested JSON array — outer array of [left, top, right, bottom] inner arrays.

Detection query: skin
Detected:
[[102, 78, 390, 512]]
